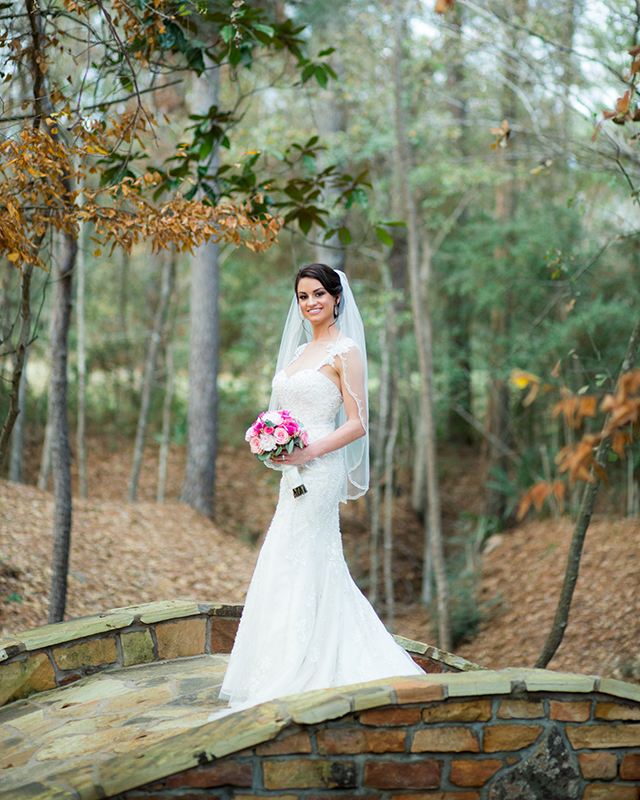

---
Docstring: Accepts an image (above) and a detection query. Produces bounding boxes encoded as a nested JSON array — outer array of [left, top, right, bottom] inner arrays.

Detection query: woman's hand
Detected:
[[274, 443, 317, 467]]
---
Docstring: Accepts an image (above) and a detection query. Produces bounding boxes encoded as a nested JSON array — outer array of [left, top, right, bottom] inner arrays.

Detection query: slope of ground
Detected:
[[396, 516, 640, 683], [0, 478, 259, 636], [2, 436, 639, 685]]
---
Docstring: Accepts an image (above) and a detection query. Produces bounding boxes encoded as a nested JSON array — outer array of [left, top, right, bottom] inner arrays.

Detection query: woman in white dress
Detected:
[[218, 264, 423, 711]]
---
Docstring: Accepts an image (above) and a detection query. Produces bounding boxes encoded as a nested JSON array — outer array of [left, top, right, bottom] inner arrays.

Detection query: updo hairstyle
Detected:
[[294, 264, 342, 316]]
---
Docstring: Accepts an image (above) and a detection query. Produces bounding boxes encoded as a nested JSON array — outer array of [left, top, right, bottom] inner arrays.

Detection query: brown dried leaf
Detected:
[[555, 435, 600, 487], [611, 430, 632, 459], [435, 0, 455, 14], [552, 391, 598, 428]]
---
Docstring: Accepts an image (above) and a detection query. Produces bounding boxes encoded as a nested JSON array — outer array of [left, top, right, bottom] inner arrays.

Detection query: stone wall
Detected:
[[0, 601, 480, 707], [0, 600, 241, 706], [119, 670, 640, 800]]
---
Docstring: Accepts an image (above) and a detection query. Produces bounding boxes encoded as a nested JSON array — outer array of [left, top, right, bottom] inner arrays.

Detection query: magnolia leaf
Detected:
[[375, 227, 394, 247], [302, 153, 316, 174], [338, 226, 351, 246], [298, 212, 313, 235], [315, 65, 328, 89], [253, 23, 274, 37]]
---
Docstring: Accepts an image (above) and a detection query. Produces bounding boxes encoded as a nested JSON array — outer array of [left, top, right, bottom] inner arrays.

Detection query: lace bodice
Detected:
[[271, 337, 358, 444], [272, 370, 342, 443]]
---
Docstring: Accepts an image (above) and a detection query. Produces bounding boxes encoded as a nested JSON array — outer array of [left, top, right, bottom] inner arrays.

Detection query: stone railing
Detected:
[[119, 669, 640, 800], [0, 600, 241, 706], [0, 600, 482, 707]]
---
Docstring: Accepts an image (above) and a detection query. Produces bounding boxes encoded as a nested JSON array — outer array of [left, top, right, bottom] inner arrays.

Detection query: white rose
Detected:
[[259, 433, 277, 452]]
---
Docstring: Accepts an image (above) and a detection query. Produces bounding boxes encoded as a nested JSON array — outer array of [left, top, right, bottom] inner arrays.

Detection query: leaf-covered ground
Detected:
[[2, 436, 639, 685], [396, 517, 640, 683]]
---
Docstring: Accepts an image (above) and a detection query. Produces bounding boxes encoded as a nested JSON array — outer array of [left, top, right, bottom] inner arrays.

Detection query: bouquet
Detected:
[[245, 410, 310, 498]]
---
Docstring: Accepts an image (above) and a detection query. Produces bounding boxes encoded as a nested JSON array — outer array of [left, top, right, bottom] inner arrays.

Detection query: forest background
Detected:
[[2, 0, 640, 679]]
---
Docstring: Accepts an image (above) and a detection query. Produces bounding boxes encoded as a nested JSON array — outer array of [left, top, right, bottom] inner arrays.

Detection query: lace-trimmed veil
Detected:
[[269, 269, 369, 502]]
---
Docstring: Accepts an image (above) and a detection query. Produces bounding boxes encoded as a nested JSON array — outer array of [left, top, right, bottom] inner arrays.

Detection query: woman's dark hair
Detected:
[[294, 264, 342, 303]]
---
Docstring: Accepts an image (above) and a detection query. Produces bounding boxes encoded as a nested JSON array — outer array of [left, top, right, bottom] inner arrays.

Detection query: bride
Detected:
[[218, 264, 424, 711]]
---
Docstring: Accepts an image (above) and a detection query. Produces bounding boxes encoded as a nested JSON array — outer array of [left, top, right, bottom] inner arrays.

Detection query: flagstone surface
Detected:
[[0, 654, 230, 798]]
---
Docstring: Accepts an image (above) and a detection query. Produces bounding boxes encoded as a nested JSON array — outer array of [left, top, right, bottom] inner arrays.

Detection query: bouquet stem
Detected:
[[283, 465, 307, 498]]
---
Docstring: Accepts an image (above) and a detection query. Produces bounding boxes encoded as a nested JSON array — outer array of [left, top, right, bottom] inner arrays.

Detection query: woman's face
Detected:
[[296, 278, 338, 326]]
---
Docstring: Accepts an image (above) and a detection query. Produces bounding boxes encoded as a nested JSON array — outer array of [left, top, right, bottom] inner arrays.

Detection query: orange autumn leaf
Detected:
[[611, 430, 632, 458], [435, 0, 455, 13], [517, 480, 565, 520], [552, 391, 598, 429], [616, 90, 632, 114], [601, 370, 640, 432], [555, 435, 600, 487]]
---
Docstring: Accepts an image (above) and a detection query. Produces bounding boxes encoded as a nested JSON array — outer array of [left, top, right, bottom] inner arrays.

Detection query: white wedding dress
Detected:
[[218, 338, 423, 710]]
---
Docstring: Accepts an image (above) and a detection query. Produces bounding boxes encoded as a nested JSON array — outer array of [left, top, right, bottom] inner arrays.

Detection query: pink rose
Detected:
[[285, 422, 298, 435], [264, 426, 274, 435], [301, 430, 310, 447], [259, 433, 276, 451], [249, 436, 262, 454], [274, 427, 289, 445]]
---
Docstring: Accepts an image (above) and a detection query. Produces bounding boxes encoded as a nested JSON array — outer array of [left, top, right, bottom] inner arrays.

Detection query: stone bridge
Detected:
[[1, 600, 639, 799]]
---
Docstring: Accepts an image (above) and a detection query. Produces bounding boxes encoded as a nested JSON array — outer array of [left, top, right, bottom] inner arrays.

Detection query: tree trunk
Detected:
[[38, 414, 53, 490], [484, 0, 526, 519], [38, 258, 58, 491], [383, 385, 400, 632], [8, 333, 28, 482], [180, 64, 221, 518], [25, 0, 78, 623], [535, 313, 640, 668], [129, 251, 176, 501], [392, 0, 451, 651], [157, 342, 174, 504], [48, 227, 77, 623], [76, 215, 88, 499], [314, 56, 346, 271], [369, 261, 395, 608], [0, 263, 34, 468], [444, 3, 474, 446]]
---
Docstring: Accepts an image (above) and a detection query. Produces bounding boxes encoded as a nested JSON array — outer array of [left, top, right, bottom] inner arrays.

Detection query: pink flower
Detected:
[[285, 421, 298, 435], [301, 430, 310, 447], [259, 433, 276, 451], [245, 426, 253, 442], [264, 426, 274, 435], [249, 436, 262, 454], [274, 427, 289, 445]]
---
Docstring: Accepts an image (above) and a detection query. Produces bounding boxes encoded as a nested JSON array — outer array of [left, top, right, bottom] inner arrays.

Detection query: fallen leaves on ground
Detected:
[[396, 516, 640, 683]]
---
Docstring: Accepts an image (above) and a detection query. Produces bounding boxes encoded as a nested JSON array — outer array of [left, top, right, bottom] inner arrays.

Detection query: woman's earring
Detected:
[[333, 302, 339, 319]]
